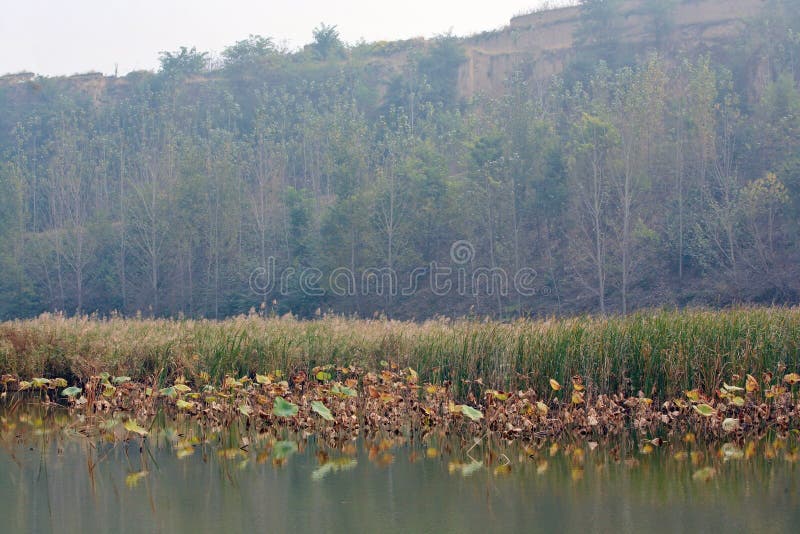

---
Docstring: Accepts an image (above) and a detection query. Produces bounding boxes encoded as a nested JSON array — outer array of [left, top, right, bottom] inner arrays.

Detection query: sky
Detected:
[[0, 0, 567, 77]]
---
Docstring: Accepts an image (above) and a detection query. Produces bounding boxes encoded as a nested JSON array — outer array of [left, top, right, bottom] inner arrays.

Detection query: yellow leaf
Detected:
[[494, 464, 512, 476], [486, 389, 509, 401], [176, 446, 195, 459], [536, 460, 549, 475], [549, 378, 561, 391], [123, 419, 148, 436], [745, 441, 756, 459], [406, 368, 419, 384], [571, 375, 585, 391], [571, 391, 584, 405], [745, 374, 759, 393], [535, 401, 549, 416], [685, 389, 700, 402], [125, 470, 148, 488], [766, 385, 787, 398], [783, 373, 800, 385], [32, 378, 50, 388], [692, 467, 716, 482]]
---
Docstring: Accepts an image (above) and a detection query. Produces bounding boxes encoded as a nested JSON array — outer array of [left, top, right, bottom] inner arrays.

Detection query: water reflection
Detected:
[[1, 404, 798, 533]]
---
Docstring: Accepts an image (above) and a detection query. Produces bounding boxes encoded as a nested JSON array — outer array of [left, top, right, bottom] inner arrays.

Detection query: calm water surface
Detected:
[[1, 406, 798, 533]]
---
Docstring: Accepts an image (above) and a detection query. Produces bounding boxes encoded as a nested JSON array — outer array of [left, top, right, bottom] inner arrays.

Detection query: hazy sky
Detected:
[[0, 0, 563, 76]]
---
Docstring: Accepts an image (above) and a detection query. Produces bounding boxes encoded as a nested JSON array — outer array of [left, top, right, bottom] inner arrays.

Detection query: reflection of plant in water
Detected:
[[1, 402, 799, 499]]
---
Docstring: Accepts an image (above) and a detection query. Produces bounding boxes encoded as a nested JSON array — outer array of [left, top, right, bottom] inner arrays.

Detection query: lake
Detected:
[[1, 405, 798, 533]]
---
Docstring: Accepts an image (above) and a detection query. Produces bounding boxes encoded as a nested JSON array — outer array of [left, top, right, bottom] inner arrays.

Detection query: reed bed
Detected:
[[1, 308, 799, 399]]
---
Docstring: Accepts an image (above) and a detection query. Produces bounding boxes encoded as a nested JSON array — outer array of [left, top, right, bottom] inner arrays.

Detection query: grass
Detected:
[[1, 307, 799, 399]]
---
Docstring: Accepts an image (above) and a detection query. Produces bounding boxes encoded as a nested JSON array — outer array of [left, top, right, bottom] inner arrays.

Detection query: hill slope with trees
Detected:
[[1, 0, 799, 319]]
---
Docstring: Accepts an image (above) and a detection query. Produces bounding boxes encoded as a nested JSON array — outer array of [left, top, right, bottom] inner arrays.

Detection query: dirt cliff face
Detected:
[[457, 0, 768, 98], [0, 0, 769, 103]]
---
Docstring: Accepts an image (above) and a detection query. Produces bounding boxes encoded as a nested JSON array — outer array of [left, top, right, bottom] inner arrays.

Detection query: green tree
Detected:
[[158, 46, 209, 77], [222, 35, 276, 66], [311, 24, 345, 60]]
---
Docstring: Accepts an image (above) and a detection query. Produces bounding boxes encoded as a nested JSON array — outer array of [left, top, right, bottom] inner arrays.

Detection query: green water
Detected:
[[1, 408, 798, 533]]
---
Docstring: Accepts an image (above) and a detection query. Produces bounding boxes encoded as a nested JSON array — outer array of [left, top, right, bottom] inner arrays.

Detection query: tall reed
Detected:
[[1, 308, 798, 398]]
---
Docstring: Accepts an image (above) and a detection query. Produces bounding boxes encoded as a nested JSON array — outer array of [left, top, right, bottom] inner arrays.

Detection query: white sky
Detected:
[[0, 0, 564, 76]]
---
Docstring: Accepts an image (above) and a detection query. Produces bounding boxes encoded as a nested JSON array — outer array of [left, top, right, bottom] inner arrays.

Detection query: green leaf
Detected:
[[693, 403, 716, 417], [273, 440, 298, 459], [458, 404, 484, 421], [238, 404, 253, 417], [255, 373, 271, 385], [315, 371, 333, 382], [159, 386, 177, 398], [32, 378, 50, 388], [311, 400, 334, 421], [331, 383, 357, 398], [61, 386, 82, 397], [176, 399, 194, 410], [113, 376, 131, 385], [273, 396, 299, 418]]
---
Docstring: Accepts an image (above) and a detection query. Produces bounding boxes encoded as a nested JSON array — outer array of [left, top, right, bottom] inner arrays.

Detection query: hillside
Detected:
[[459, 0, 768, 96], [1, 0, 799, 320]]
